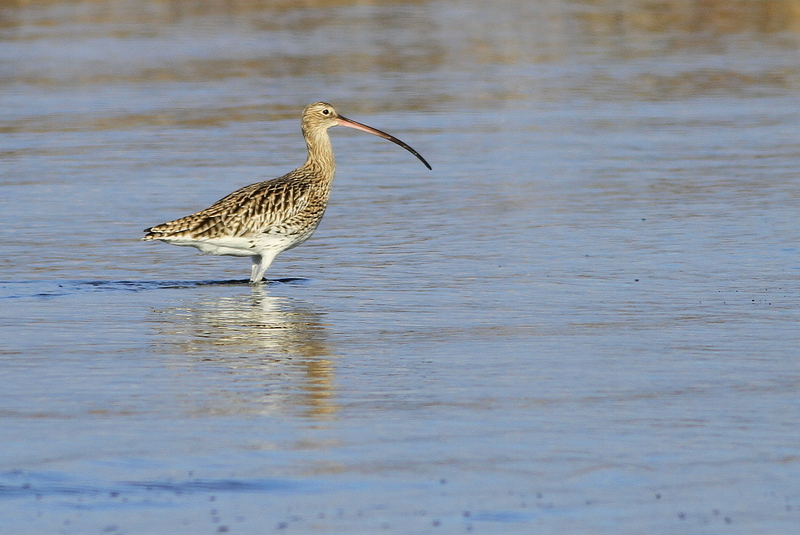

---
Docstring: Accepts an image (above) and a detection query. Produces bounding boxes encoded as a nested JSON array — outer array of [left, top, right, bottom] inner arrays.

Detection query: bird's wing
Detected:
[[144, 178, 311, 240]]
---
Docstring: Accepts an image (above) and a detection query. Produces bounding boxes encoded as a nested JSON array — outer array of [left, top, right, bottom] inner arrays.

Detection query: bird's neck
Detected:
[[302, 127, 336, 181]]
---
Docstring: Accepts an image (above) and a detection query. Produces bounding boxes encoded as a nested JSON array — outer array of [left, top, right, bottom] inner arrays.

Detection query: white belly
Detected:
[[159, 235, 300, 258]]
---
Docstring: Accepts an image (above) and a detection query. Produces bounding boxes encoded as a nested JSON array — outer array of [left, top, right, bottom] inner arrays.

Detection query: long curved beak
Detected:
[[337, 115, 432, 170]]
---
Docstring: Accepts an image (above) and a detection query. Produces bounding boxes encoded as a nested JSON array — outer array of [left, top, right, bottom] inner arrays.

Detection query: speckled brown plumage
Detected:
[[145, 172, 327, 242], [143, 102, 431, 283]]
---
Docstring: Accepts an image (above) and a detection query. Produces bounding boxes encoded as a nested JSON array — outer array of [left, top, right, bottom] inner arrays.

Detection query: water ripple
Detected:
[[0, 278, 310, 299], [0, 471, 301, 500]]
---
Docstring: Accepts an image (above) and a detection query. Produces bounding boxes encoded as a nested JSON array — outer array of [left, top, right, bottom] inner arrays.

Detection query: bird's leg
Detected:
[[249, 252, 277, 284], [250, 256, 264, 284]]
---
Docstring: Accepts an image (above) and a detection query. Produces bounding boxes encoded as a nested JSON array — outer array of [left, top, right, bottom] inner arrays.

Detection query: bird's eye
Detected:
[[322, 109, 330, 115]]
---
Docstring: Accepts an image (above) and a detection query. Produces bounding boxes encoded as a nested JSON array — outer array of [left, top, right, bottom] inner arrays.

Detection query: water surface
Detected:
[[2, 0, 800, 533]]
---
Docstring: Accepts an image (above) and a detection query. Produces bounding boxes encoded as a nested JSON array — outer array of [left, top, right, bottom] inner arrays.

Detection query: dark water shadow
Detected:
[[0, 278, 310, 299], [0, 470, 305, 501]]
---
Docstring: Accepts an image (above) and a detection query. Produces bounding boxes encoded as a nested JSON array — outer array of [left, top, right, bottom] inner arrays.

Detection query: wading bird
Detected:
[[143, 102, 431, 283]]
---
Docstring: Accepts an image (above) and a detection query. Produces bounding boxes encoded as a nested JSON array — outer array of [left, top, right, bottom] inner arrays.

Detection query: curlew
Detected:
[[143, 102, 431, 283]]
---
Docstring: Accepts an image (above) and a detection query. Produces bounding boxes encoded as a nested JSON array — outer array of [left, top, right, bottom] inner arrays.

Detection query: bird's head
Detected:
[[300, 101, 432, 170]]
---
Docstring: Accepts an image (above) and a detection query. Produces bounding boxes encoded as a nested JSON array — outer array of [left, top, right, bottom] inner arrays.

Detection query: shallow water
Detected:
[[2, 0, 800, 533]]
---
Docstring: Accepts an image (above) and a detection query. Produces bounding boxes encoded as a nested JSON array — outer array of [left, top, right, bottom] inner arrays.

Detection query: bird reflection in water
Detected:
[[150, 286, 337, 420]]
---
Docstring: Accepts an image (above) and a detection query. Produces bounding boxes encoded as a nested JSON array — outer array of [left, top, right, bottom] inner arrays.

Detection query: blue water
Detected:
[[2, 0, 800, 533]]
